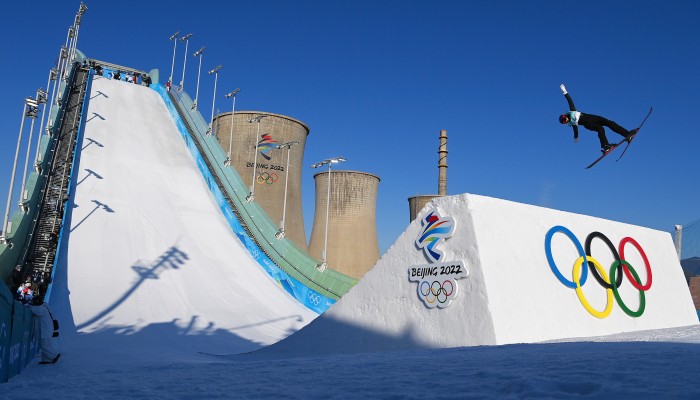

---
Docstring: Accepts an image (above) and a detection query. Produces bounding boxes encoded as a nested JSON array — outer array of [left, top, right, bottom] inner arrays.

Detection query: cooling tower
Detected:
[[408, 195, 438, 222], [213, 110, 309, 250], [308, 170, 380, 279]]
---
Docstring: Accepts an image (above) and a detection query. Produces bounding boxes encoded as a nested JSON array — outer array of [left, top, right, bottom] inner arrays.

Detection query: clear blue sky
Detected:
[[1, 0, 699, 253]]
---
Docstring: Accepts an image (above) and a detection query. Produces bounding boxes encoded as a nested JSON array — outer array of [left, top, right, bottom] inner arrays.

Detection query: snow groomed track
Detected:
[[50, 75, 317, 358]]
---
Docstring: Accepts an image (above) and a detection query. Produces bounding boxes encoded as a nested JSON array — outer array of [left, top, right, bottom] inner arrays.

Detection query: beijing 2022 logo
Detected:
[[545, 225, 653, 318], [408, 210, 468, 309]]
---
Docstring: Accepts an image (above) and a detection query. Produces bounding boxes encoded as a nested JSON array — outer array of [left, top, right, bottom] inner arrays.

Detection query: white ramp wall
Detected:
[[258, 193, 697, 356], [466, 194, 697, 344]]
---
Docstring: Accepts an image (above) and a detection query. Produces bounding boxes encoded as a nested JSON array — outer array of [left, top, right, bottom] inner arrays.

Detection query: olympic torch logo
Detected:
[[409, 210, 468, 309]]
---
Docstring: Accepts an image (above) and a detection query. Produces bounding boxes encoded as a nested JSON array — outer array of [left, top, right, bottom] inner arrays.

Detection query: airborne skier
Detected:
[[558, 83, 638, 153]]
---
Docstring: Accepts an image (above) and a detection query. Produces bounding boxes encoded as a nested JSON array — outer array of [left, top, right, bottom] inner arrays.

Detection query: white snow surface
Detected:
[[48, 75, 316, 361], [3, 77, 700, 398]]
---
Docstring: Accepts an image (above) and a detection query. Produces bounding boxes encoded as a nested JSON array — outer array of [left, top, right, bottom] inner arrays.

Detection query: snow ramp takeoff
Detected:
[[253, 193, 698, 357], [50, 75, 317, 358]]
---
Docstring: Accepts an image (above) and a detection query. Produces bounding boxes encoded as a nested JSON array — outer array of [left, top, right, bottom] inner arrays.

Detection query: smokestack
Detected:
[[407, 129, 449, 222], [438, 129, 447, 196]]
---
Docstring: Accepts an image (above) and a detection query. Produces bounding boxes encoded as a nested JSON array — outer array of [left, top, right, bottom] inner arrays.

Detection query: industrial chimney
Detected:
[[408, 129, 448, 222]]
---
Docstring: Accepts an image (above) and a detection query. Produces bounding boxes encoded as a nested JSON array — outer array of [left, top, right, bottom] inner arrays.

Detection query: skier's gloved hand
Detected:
[[560, 84, 567, 94], [574, 137, 579, 143]]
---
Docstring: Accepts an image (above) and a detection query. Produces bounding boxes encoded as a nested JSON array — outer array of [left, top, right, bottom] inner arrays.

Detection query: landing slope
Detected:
[[50, 75, 316, 363], [251, 193, 697, 358]]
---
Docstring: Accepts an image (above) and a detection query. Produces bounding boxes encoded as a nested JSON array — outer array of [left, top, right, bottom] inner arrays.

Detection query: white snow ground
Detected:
[[1, 325, 699, 399], [3, 76, 700, 398]]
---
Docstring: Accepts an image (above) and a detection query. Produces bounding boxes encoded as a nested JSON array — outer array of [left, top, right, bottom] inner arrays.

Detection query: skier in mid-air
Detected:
[[558, 83, 638, 153]]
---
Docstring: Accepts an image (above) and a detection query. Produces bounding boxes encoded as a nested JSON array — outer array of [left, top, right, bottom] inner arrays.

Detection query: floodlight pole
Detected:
[[274, 141, 299, 239], [223, 88, 240, 164], [35, 74, 52, 166], [45, 66, 60, 135], [168, 31, 180, 84], [311, 156, 347, 271], [68, 2, 87, 64], [192, 47, 205, 110], [246, 115, 268, 202], [207, 65, 222, 135], [1, 99, 36, 243], [178, 33, 193, 91], [19, 93, 42, 210]]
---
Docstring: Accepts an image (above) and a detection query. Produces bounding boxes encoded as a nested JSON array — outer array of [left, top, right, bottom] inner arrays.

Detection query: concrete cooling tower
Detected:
[[213, 111, 309, 250], [308, 170, 380, 279]]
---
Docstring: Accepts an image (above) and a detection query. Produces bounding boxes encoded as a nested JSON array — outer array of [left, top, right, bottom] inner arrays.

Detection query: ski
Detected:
[[616, 107, 653, 162], [585, 143, 621, 169], [585, 107, 653, 169]]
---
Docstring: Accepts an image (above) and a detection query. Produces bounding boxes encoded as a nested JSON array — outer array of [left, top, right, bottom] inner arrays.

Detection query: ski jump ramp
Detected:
[[258, 193, 698, 357], [51, 75, 316, 359]]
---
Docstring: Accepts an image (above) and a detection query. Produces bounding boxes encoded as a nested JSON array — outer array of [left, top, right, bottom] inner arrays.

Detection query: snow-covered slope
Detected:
[[49, 75, 316, 362]]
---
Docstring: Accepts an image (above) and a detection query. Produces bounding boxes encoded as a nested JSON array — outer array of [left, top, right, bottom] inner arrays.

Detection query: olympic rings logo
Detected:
[[308, 292, 321, 306], [256, 171, 278, 185], [544, 225, 652, 318], [419, 280, 455, 305]]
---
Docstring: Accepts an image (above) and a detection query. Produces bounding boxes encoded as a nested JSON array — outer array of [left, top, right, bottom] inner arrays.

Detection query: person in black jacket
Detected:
[[558, 84, 638, 153]]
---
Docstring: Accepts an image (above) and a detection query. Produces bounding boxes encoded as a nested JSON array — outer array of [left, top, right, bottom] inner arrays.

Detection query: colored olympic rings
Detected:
[[419, 280, 454, 304], [544, 226, 652, 318], [256, 171, 278, 184], [585, 231, 623, 289], [619, 236, 652, 290], [545, 225, 588, 288]]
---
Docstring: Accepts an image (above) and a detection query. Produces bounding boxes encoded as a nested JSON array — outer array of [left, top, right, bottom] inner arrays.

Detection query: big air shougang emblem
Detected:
[[408, 210, 468, 309]]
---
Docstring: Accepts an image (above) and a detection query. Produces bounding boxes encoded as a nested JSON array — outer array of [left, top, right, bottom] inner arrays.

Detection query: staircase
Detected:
[[22, 64, 89, 294]]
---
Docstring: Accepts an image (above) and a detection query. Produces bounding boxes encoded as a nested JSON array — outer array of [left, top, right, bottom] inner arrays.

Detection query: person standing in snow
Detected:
[[27, 296, 61, 365], [558, 83, 638, 153]]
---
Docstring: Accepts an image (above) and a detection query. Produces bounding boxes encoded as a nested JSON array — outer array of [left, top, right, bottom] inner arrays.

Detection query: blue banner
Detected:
[[0, 285, 38, 383]]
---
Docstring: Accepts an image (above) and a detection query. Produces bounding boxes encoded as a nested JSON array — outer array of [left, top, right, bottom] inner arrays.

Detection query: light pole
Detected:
[[223, 88, 240, 164], [19, 90, 43, 210], [1, 97, 39, 244], [246, 115, 269, 202], [68, 2, 87, 64], [45, 66, 60, 134], [274, 141, 299, 239], [191, 46, 205, 110], [168, 31, 180, 85], [178, 33, 193, 91], [207, 65, 222, 135], [310, 156, 347, 271], [34, 82, 50, 167]]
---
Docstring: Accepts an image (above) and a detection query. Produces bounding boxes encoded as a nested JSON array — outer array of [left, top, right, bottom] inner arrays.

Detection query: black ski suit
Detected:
[[563, 93, 631, 148]]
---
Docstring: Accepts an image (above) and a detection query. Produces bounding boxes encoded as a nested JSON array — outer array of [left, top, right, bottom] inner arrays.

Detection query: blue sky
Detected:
[[1, 0, 699, 254]]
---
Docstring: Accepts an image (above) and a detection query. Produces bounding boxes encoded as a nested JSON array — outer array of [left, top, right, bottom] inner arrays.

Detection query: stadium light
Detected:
[[191, 47, 206, 110], [274, 141, 300, 240], [223, 88, 241, 165], [168, 31, 180, 84], [207, 65, 222, 136], [310, 156, 347, 271], [246, 115, 269, 202], [178, 33, 193, 91]]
